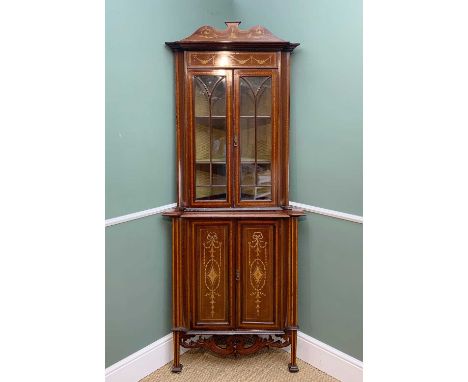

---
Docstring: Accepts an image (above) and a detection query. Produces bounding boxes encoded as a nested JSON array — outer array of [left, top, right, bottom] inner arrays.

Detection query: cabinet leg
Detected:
[[171, 332, 183, 373], [288, 331, 299, 373]]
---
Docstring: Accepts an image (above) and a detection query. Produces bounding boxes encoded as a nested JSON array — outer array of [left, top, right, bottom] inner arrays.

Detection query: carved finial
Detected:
[[225, 21, 241, 28]]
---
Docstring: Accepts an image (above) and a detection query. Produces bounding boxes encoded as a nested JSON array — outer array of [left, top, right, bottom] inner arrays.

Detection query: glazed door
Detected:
[[190, 221, 235, 329], [236, 220, 281, 329], [234, 70, 278, 207], [187, 69, 279, 208], [188, 70, 233, 207]]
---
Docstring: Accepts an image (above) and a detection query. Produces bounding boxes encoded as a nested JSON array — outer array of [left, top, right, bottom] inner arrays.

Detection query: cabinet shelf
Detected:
[[195, 115, 226, 119], [195, 159, 226, 164], [195, 115, 271, 119], [240, 159, 271, 164]]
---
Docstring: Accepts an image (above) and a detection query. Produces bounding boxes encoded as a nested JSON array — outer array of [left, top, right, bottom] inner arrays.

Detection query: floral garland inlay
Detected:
[[202, 232, 222, 318], [248, 232, 268, 316]]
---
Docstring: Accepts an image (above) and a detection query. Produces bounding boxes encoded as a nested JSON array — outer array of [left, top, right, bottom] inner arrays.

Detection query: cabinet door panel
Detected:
[[190, 221, 234, 329], [237, 221, 281, 329], [234, 70, 278, 207], [188, 70, 232, 207]]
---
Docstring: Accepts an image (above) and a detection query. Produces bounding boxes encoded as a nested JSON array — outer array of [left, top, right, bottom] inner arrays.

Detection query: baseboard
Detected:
[[105, 331, 362, 382], [105, 333, 187, 382], [292, 331, 363, 382]]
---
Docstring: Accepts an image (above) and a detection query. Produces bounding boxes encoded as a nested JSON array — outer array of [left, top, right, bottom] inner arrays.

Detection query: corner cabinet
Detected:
[[163, 22, 304, 373]]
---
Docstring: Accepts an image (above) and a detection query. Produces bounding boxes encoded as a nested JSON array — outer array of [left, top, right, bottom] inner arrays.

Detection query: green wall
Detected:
[[232, 0, 363, 360], [298, 213, 363, 360], [105, 0, 232, 367], [106, 0, 362, 367], [105, 0, 233, 219], [106, 215, 172, 366], [232, 0, 363, 216]]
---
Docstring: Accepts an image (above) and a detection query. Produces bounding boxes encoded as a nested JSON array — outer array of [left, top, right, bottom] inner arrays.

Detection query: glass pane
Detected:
[[194, 75, 227, 201], [212, 164, 226, 185], [240, 117, 255, 161], [255, 187, 271, 200], [196, 187, 227, 200], [212, 118, 226, 161], [256, 163, 271, 186], [240, 187, 255, 200], [239, 76, 273, 201], [240, 78, 255, 116], [195, 122, 210, 161], [194, 78, 210, 117], [211, 79, 226, 116], [256, 78, 271, 116], [196, 163, 210, 186], [240, 77, 271, 116], [257, 117, 272, 161], [241, 163, 256, 186]]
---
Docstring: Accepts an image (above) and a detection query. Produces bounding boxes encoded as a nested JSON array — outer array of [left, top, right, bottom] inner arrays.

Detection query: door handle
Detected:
[[233, 135, 238, 147], [235, 270, 240, 281]]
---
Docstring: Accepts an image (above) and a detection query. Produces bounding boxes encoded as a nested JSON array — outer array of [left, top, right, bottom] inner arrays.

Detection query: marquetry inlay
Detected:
[[248, 232, 268, 316], [165, 21, 303, 373], [202, 232, 222, 317], [188, 52, 278, 68], [180, 21, 284, 43]]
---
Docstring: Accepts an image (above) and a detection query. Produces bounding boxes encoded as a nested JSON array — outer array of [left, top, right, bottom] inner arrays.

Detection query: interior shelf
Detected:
[[240, 159, 271, 164], [195, 115, 226, 118], [195, 159, 226, 164], [195, 115, 271, 118]]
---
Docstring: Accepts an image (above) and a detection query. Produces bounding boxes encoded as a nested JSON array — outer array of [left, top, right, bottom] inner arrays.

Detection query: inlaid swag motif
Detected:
[[202, 232, 222, 318], [188, 52, 277, 68], [248, 232, 268, 316], [181, 21, 286, 42]]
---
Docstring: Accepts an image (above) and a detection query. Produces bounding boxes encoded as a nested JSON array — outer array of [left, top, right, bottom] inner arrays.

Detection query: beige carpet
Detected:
[[140, 348, 339, 382]]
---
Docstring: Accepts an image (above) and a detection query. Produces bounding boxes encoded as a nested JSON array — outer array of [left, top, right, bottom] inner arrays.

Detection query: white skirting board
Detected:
[[105, 331, 362, 382], [293, 331, 363, 382], [105, 334, 188, 382]]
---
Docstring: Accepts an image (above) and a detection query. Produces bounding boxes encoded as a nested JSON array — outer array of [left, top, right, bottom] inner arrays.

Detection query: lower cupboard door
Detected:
[[190, 221, 234, 329], [237, 220, 281, 329]]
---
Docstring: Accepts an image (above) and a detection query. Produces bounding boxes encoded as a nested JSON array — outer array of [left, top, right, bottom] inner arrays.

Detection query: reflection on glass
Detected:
[[211, 118, 226, 161], [240, 187, 255, 200], [239, 76, 272, 201], [240, 186, 271, 200], [256, 187, 271, 200], [194, 75, 227, 201], [240, 117, 255, 160], [212, 164, 226, 185], [241, 163, 256, 185], [256, 163, 271, 185], [240, 80, 255, 116], [211, 79, 226, 116], [196, 187, 227, 200]]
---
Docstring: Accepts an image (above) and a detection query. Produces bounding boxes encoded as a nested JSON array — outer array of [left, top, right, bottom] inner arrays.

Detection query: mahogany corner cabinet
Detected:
[[163, 21, 304, 373]]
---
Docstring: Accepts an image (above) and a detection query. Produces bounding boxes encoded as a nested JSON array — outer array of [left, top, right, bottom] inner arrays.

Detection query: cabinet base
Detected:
[[180, 333, 290, 357], [288, 363, 299, 373]]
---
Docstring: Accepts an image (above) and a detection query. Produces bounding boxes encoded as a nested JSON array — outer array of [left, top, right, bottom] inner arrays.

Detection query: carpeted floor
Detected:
[[140, 348, 339, 382]]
